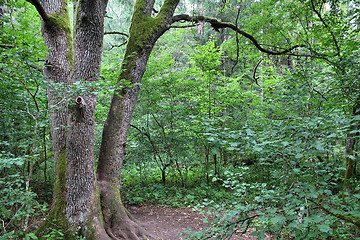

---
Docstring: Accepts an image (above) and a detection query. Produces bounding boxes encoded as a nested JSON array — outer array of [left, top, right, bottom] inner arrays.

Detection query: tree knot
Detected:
[[75, 96, 85, 109]]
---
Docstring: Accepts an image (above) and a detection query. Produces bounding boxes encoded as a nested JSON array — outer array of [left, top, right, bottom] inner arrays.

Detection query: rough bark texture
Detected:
[[35, 1, 75, 237], [65, 0, 107, 230], [35, 0, 110, 239], [345, 138, 356, 178], [33, 0, 180, 239], [40, 0, 72, 170], [96, 0, 179, 238]]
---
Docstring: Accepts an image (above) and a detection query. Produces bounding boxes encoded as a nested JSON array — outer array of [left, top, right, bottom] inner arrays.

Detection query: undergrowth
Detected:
[[121, 161, 360, 240], [121, 166, 235, 207]]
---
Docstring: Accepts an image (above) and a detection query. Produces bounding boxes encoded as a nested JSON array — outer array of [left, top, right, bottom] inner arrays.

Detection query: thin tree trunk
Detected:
[[344, 99, 360, 192]]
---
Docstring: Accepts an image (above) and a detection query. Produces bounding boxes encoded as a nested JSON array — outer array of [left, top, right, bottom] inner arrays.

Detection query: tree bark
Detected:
[[28, 0, 182, 238], [35, 1, 75, 237], [31, 0, 180, 239], [96, 0, 179, 238], [33, 0, 110, 239], [345, 99, 360, 192]]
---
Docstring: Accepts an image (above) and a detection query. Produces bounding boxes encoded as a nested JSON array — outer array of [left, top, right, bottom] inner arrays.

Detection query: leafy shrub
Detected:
[[186, 162, 360, 239]]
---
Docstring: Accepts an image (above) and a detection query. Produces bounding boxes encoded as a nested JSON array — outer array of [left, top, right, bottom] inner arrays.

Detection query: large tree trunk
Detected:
[[34, 0, 109, 239], [65, 0, 109, 237], [32, 0, 180, 239], [35, 0, 76, 238], [96, 0, 179, 238]]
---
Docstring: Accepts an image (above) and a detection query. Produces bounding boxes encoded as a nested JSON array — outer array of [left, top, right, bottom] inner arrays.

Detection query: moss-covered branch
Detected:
[[157, 0, 180, 19], [309, 197, 360, 230], [172, 14, 304, 56]]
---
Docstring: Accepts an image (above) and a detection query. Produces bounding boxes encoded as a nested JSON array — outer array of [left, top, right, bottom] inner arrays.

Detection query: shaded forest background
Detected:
[[1, 0, 360, 239]]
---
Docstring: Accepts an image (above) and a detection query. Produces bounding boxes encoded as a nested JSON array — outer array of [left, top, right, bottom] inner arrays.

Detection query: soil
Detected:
[[127, 205, 272, 240]]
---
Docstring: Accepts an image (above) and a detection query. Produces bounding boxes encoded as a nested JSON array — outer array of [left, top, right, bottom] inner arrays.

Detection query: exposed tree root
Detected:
[[98, 180, 154, 240]]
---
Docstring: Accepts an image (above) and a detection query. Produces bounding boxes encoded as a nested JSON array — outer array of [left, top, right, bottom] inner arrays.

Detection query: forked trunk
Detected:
[[34, 0, 179, 239], [35, 0, 110, 238]]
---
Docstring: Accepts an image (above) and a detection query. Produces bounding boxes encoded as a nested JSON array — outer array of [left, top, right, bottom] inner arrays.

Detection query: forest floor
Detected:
[[127, 204, 273, 240]]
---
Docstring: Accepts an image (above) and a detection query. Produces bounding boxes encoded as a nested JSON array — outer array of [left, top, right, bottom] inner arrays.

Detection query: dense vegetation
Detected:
[[1, 0, 359, 239]]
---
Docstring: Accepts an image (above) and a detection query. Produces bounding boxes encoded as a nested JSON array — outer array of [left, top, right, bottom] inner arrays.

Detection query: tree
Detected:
[[22, 0, 304, 239], [26, 0, 179, 239], [30, 0, 111, 238], [2, 0, 358, 238]]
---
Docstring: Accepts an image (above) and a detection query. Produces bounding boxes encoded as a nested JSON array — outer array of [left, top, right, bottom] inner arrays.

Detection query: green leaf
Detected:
[[26, 233, 38, 240], [318, 224, 332, 233], [270, 215, 286, 225]]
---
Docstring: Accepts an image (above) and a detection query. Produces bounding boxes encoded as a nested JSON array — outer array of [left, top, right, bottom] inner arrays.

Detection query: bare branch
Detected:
[[0, 44, 14, 49], [27, 63, 43, 73], [170, 24, 198, 29], [310, 0, 340, 56], [253, 60, 262, 86], [25, 0, 49, 22], [108, 41, 128, 51], [172, 14, 305, 55], [104, 31, 129, 38]]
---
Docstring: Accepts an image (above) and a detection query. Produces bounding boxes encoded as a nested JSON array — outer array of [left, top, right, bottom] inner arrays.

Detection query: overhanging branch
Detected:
[[172, 14, 304, 55], [25, 0, 49, 22], [170, 24, 198, 29]]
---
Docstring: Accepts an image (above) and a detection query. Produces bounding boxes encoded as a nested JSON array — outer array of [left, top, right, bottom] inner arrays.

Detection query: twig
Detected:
[[27, 62, 43, 73], [109, 41, 128, 50], [0, 44, 14, 49], [104, 31, 129, 37], [310, 0, 340, 57], [253, 60, 262, 86]]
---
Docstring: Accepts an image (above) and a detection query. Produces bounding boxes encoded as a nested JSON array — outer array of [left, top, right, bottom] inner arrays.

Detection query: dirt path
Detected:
[[127, 205, 270, 240], [128, 205, 205, 239]]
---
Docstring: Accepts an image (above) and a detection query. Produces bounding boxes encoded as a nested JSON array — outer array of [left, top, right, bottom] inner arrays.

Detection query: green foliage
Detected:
[[0, 2, 53, 239], [2, 0, 360, 239], [185, 163, 360, 239], [121, 165, 234, 207], [0, 170, 48, 239], [123, 0, 360, 239]]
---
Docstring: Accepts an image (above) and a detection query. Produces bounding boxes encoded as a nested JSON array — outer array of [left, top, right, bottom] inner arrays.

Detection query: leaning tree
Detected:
[[25, 0, 303, 239]]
